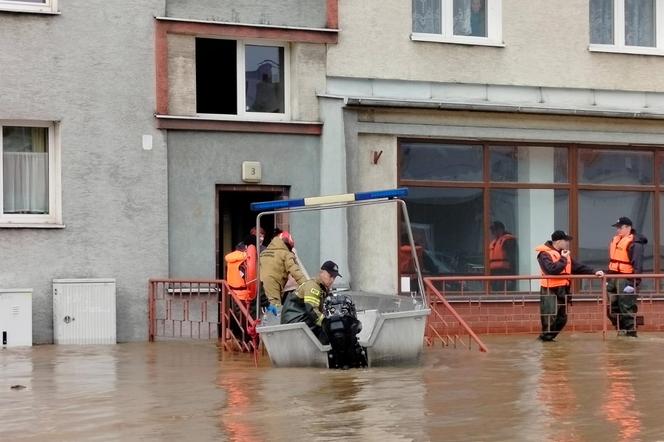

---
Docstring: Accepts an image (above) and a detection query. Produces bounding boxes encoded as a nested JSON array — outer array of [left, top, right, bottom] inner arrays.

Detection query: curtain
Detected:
[[412, 0, 441, 34], [3, 127, 49, 214], [453, 0, 471, 35], [590, 0, 614, 44], [625, 0, 655, 47]]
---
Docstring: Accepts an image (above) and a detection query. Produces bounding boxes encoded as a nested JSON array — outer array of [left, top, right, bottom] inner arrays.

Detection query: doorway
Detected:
[[216, 185, 289, 279]]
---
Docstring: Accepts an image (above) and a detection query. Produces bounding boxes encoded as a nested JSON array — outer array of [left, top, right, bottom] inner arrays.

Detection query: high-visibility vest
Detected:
[[399, 244, 424, 274], [489, 234, 516, 270], [535, 244, 571, 288], [225, 245, 258, 301], [609, 234, 634, 274]]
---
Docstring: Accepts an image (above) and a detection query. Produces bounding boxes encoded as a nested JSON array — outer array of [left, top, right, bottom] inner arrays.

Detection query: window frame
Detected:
[[0, 121, 62, 227], [196, 38, 291, 122], [589, 0, 664, 56], [0, 0, 58, 14], [411, 0, 504, 47]]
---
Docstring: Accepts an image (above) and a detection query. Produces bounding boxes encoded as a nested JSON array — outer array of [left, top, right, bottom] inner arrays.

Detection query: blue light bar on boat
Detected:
[[250, 188, 408, 211]]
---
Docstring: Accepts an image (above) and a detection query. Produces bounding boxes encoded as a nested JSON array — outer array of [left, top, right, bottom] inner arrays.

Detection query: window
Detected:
[[0, 122, 61, 226], [590, 0, 664, 55], [195, 38, 289, 120], [411, 0, 503, 46], [0, 0, 58, 14]]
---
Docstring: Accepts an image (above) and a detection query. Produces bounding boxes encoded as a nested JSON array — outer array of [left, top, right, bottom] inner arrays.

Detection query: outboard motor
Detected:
[[322, 293, 367, 369]]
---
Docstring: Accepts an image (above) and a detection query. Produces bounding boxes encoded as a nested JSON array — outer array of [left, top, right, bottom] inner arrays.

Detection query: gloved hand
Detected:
[[623, 285, 635, 294], [265, 304, 279, 316]]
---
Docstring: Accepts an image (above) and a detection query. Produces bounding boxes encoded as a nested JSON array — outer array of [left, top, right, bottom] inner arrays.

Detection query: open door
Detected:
[[216, 186, 288, 279]]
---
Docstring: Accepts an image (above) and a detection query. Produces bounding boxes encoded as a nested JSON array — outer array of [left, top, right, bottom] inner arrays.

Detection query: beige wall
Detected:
[[329, 0, 664, 92], [167, 37, 325, 121]]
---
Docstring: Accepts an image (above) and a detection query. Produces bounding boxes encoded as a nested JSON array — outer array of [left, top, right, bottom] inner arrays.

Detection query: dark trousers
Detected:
[[606, 279, 638, 332], [490, 269, 517, 292], [539, 286, 570, 341]]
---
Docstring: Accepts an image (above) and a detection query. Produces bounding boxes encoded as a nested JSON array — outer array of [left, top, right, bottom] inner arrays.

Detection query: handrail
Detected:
[[424, 277, 488, 352]]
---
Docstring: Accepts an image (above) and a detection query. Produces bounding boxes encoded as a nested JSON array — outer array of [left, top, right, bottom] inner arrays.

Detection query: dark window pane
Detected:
[[490, 145, 568, 183], [412, 0, 442, 34], [453, 0, 486, 37], [401, 142, 482, 181], [490, 189, 568, 291], [196, 38, 237, 114], [590, 0, 614, 44], [3, 126, 49, 214], [245, 45, 285, 114], [578, 149, 653, 185], [625, 0, 655, 47], [401, 187, 483, 276], [578, 190, 653, 273]]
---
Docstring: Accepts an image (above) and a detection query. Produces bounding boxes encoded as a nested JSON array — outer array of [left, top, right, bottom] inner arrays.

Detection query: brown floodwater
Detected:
[[3, 334, 664, 441]]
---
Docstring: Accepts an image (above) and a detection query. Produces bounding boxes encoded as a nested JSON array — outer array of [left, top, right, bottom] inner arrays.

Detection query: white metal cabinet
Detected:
[[0, 289, 32, 347], [53, 279, 116, 344]]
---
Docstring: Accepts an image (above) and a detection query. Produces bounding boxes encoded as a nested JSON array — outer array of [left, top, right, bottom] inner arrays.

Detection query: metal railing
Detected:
[[424, 273, 664, 348], [148, 279, 261, 357]]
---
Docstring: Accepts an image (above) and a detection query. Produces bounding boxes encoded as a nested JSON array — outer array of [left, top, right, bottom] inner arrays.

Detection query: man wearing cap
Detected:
[[280, 260, 341, 343], [535, 230, 604, 342], [607, 216, 648, 337]]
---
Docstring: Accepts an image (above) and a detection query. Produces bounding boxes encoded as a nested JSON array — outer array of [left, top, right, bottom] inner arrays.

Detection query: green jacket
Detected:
[[281, 278, 328, 326], [259, 236, 307, 304]]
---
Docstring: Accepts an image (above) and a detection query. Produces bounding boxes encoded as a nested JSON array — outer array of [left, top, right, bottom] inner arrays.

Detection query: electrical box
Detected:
[[53, 279, 116, 345], [242, 161, 262, 183], [0, 289, 32, 347]]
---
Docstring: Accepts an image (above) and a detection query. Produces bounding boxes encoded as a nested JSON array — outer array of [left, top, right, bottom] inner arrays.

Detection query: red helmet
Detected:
[[250, 227, 265, 236], [279, 231, 295, 248]]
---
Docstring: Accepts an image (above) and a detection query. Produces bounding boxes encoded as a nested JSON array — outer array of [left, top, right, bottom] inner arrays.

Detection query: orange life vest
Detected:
[[609, 234, 634, 274], [399, 244, 424, 274], [535, 244, 571, 288], [224, 245, 258, 301], [489, 234, 516, 270]]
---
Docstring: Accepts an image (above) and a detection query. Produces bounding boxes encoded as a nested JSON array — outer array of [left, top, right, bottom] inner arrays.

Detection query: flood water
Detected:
[[3, 334, 664, 441]]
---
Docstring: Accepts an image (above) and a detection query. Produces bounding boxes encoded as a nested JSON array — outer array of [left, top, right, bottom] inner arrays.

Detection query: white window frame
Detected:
[[197, 39, 291, 122], [0, 0, 58, 14], [411, 0, 504, 47], [0, 121, 62, 227], [589, 0, 664, 56]]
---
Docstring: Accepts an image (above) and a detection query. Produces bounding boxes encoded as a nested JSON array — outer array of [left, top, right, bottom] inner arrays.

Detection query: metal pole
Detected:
[[398, 199, 427, 306]]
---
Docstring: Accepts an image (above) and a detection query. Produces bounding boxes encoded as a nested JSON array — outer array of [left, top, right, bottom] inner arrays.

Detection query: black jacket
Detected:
[[537, 242, 597, 276]]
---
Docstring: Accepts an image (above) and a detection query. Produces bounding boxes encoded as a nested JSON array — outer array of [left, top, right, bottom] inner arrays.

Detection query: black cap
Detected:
[[321, 260, 342, 278], [551, 230, 573, 241], [611, 216, 633, 227]]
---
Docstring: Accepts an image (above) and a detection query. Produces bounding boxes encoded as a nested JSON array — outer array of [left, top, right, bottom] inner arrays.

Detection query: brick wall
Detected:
[[428, 298, 664, 336]]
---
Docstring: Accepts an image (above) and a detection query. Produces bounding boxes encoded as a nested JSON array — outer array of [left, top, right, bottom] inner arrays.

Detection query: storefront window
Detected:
[[401, 142, 482, 181], [490, 145, 568, 183], [578, 190, 653, 272], [578, 149, 653, 185], [490, 189, 568, 290], [402, 187, 484, 276]]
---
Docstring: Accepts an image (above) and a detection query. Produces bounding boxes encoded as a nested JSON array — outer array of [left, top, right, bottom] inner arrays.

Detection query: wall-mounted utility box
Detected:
[[53, 279, 116, 345], [0, 289, 33, 347]]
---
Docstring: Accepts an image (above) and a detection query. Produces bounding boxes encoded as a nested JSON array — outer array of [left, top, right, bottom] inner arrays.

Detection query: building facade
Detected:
[[324, 0, 664, 295]]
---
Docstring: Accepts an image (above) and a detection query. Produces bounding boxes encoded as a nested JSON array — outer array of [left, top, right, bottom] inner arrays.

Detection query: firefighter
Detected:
[[259, 230, 307, 311], [607, 216, 648, 337], [281, 260, 341, 344], [536, 230, 604, 342], [489, 221, 518, 291]]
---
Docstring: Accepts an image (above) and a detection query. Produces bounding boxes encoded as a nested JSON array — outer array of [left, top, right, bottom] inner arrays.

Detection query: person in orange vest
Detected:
[[536, 230, 604, 342], [606, 216, 648, 337], [489, 221, 518, 291], [225, 232, 270, 341]]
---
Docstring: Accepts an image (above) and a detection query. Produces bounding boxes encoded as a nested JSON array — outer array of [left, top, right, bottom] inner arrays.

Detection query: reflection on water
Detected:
[[2, 335, 664, 441]]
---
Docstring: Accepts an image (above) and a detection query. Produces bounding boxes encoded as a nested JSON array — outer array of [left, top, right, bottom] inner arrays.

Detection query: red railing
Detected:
[[148, 279, 261, 356], [424, 274, 664, 348]]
